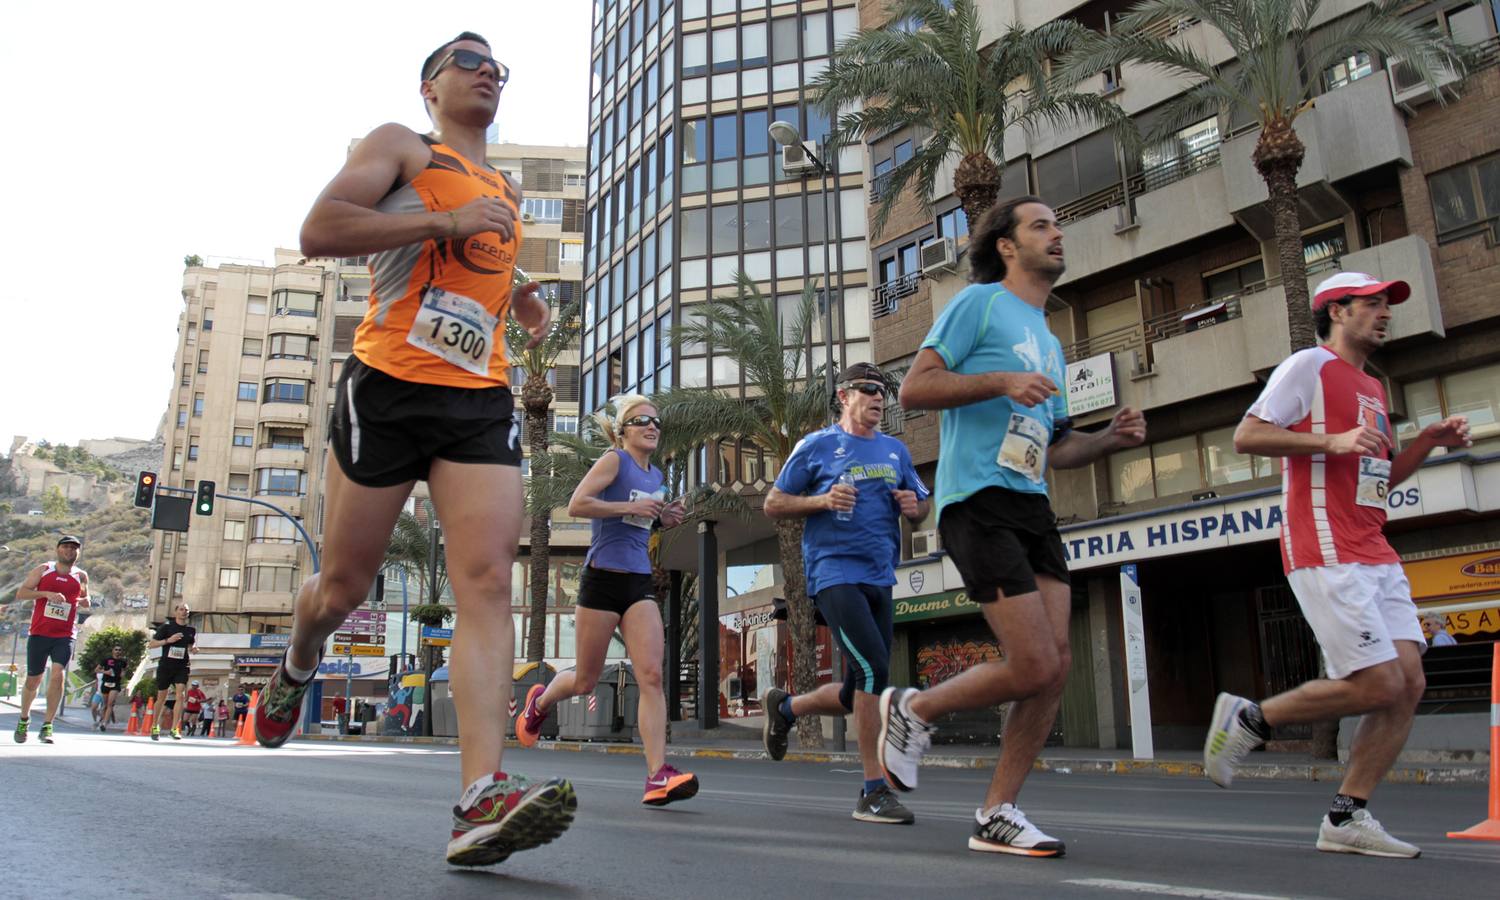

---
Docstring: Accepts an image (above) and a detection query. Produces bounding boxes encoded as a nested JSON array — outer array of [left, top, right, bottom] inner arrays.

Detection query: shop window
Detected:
[[1398, 363, 1500, 449], [1202, 257, 1265, 301], [1428, 152, 1500, 244]]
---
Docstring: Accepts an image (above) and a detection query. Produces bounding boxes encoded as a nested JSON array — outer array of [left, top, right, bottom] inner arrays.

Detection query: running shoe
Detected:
[[171, 728, 182, 740], [12, 718, 26, 743], [1316, 810, 1420, 858], [970, 803, 1066, 857], [853, 784, 915, 825], [99, 723, 107, 733], [878, 687, 935, 792], [642, 764, 699, 806], [1204, 692, 1262, 788], [762, 688, 791, 761], [255, 651, 319, 749], [515, 683, 546, 748], [39, 722, 54, 744], [446, 773, 577, 867], [151, 726, 160, 741]]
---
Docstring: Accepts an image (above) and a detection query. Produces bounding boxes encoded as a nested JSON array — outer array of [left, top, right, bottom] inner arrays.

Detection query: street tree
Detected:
[[42, 486, 68, 519]]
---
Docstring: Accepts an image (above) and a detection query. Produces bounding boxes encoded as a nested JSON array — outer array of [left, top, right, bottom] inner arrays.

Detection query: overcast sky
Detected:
[[0, 1, 593, 452]]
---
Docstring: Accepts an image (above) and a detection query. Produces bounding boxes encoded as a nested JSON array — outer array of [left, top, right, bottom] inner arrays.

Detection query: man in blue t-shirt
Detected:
[[879, 197, 1147, 858], [762, 362, 930, 826]]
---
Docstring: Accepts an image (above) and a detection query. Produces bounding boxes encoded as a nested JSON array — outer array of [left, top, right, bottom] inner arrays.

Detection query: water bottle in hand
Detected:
[[835, 471, 857, 522]]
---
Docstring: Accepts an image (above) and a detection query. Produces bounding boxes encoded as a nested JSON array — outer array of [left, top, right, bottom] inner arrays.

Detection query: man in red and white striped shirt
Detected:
[[1202, 272, 1471, 858]]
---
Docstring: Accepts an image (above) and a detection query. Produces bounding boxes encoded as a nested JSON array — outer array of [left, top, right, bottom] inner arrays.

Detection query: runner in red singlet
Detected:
[[12, 536, 90, 744]]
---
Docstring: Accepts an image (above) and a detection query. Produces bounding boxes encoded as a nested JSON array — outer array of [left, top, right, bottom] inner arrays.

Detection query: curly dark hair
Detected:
[[967, 195, 1046, 285]]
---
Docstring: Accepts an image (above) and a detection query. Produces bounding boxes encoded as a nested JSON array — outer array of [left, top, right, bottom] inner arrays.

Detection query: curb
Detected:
[[296, 733, 1488, 785]]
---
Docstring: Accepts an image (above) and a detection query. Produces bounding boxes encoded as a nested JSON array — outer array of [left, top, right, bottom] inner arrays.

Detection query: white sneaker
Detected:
[[969, 803, 1066, 857], [1203, 692, 1261, 788], [878, 687, 935, 792], [1316, 809, 1421, 858]]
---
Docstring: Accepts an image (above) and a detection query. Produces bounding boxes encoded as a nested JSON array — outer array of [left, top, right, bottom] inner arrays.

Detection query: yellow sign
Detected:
[[1405, 549, 1500, 601], [332, 643, 386, 657], [421, 636, 452, 647]]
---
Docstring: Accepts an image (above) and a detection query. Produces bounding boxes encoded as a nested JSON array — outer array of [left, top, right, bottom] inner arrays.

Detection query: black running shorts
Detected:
[[26, 636, 73, 677], [156, 664, 190, 687], [329, 355, 523, 487], [576, 566, 657, 617], [813, 583, 894, 712], [939, 486, 1070, 602]]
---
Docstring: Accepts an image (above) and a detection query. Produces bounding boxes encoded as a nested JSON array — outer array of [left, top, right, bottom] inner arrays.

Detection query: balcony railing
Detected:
[[872, 272, 921, 318], [1062, 293, 1246, 365], [869, 170, 896, 202], [1054, 140, 1223, 226]]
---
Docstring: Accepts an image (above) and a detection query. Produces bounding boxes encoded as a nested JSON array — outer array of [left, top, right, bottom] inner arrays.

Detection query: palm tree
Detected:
[[1059, 0, 1470, 350], [652, 276, 834, 748], [812, 0, 1127, 235], [505, 292, 582, 663], [382, 511, 447, 605]]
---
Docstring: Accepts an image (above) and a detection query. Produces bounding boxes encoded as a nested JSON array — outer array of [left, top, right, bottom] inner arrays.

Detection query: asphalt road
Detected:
[[4, 708, 1496, 899]]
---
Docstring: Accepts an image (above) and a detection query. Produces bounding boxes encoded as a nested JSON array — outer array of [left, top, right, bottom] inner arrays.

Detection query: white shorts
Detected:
[[1287, 562, 1426, 680]]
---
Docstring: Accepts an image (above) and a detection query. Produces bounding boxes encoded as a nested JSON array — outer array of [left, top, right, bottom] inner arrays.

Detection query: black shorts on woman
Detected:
[[576, 566, 656, 617]]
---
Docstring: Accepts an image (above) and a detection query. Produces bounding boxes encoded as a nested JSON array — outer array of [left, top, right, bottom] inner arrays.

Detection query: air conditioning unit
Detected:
[[920, 237, 957, 275], [910, 529, 940, 558], [781, 144, 818, 176], [1388, 55, 1460, 108]]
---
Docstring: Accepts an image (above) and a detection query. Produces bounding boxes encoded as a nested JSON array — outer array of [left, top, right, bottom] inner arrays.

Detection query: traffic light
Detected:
[[195, 480, 216, 516], [134, 471, 157, 508]]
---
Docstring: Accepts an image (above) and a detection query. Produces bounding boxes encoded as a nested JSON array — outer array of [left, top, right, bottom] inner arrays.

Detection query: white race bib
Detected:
[[997, 413, 1048, 482], [405, 286, 498, 376], [168, 646, 186, 660], [622, 489, 664, 530], [43, 599, 70, 620], [1357, 456, 1391, 509]]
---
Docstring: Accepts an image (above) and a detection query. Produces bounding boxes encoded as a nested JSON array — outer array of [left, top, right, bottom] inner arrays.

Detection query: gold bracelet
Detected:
[[446, 210, 459, 237]]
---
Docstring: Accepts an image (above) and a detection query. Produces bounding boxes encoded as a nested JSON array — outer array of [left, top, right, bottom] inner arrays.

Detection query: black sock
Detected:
[[1238, 702, 1271, 742], [1328, 793, 1367, 826]]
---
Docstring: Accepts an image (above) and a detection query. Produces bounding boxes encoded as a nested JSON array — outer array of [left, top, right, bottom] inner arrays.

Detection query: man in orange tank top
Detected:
[[253, 31, 573, 867]]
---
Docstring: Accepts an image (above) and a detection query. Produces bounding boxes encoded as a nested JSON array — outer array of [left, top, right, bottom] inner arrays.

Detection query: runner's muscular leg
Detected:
[[984, 575, 1071, 809], [621, 599, 668, 774], [287, 452, 413, 673], [538, 606, 621, 710], [426, 459, 523, 789], [1339, 641, 1425, 800]]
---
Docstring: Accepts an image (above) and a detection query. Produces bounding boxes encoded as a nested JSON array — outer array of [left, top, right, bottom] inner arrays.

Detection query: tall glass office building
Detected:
[[582, 0, 870, 480]]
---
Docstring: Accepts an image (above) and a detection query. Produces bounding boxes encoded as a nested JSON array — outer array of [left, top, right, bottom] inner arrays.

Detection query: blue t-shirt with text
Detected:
[[920, 283, 1067, 517], [774, 425, 929, 596]]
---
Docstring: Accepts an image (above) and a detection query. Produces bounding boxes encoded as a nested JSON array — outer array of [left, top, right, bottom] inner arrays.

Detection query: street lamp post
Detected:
[[768, 120, 847, 752]]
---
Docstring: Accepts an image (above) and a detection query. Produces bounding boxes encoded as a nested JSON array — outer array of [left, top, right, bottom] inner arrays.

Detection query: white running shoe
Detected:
[[878, 687, 935, 792], [1316, 810, 1421, 858], [1203, 692, 1261, 788], [969, 803, 1066, 857]]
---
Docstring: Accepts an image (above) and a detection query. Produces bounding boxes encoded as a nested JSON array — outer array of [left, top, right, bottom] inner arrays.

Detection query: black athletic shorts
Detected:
[[156, 664, 190, 687], [329, 355, 523, 487], [26, 636, 73, 677], [576, 566, 656, 617], [101, 680, 120, 693], [813, 583, 894, 712], [939, 486, 1070, 601]]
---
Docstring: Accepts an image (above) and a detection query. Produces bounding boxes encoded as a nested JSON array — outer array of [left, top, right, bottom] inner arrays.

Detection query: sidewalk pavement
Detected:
[[300, 716, 1491, 786]]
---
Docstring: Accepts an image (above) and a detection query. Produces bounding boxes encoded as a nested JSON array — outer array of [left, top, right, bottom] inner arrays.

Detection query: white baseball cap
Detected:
[[1312, 272, 1410, 311]]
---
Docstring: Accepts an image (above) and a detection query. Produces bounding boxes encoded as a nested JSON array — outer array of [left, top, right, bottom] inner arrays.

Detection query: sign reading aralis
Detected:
[[1065, 352, 1117, 417]]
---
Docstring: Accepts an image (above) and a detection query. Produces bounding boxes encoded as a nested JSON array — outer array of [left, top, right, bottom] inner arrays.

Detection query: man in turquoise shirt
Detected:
[[879, 196, 1147, 858]]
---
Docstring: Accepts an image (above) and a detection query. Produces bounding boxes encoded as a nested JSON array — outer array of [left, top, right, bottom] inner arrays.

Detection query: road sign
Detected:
[[332, 643, 386, 657], [334, 634, 381, 645], [420, 625, 452, 647]]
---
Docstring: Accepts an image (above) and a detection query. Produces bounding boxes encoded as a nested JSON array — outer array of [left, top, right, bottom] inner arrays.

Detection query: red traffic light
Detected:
[[142, 475, 154, 485]]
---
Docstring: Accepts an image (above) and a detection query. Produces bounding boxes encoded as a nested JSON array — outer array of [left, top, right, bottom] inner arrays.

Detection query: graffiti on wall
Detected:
[[916, 638, 1003, 688]]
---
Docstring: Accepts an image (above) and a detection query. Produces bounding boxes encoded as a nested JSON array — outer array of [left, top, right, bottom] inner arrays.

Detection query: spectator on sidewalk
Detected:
[[332, 694, 348, 735], [217, 699, 230, 737]]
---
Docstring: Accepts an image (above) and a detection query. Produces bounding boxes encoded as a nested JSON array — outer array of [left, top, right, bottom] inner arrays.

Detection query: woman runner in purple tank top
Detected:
[[513, 395, 699, 806]]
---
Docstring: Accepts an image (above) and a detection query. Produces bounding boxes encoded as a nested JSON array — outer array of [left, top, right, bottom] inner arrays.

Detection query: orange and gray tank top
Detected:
[[353, 136, 524, 389]]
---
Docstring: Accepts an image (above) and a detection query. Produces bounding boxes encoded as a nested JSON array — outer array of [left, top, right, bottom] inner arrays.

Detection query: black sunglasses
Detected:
[[845, 382, 887, 397], [430, 49, 510, 84], [623, 415, 661, 429]]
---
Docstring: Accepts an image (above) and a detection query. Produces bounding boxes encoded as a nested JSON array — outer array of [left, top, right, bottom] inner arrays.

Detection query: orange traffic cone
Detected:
[[1449, 643, 1500, 842], [141, 699, 155, 735], [237, 690, 260, 746], [125, 703, 140, 735]]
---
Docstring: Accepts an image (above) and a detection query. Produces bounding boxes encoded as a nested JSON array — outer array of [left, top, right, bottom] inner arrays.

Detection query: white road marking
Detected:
[[1063, 879, 1319, 900]]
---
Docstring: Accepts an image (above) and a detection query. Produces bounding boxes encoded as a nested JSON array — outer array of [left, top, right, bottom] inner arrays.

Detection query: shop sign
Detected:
[[894, 590, 976, 624], [250, 634, 289, 649], [237, 655, 281, 667], [1065, 352, 1117, 417], [316, 659, 391, 679], [1060, 460, 1478, 571], [1406, 549, 1500, 601], [333, 643, 386, 657], [724, 608, 776, 632]]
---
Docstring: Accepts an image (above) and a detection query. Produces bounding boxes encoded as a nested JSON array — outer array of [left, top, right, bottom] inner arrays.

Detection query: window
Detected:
[[742, 22, 767, 67], [173, 449, 183, 471], [247, 295, 267, 315], [772, 16, 799, 62], [224, 519, 246, 541], [233, 427, 253, 447], [252, 515, 300, 543], [202, 310, 213, 331], [173, 572, 184, 596], [522, 198, 564, 223], [197, 349, 210, 374], [242, 337, 262, 357], [256, 468, 307, 496], [802, 12, 828, 57], [176, 406, 187, 427], [181, 364, 191, 386], [713, 113, 737, 160], [193, 393, 205, 417], [1398, 363, 1500, 449], [237, 382, 257, 402], [1302, 223, 1347, 270], [712, 204, 739, 250], [561, 241, 584, 264], [1108, 430, 1276, 503], [227, 473, 250, 492], [682, 32, 707, 76], [263, 379, 309, 404], [187, 440, 200, 461], [1428, 153, 1500, 243], [555, 414, 580, 434], [186, 322, 198, 344], [936, 207, 969, 242], [1322, 51, 1372, 92], [1202, 258, 1266, 300], [245, 566, 297, 593], [218, 568, 241, 589], [268, 334, 317, 360], [712, 28, 736, 72], [272, 290, 319, 317]]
